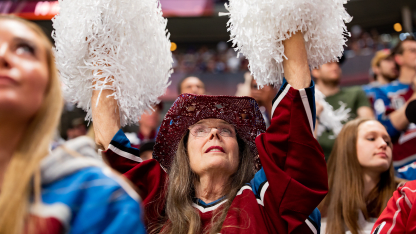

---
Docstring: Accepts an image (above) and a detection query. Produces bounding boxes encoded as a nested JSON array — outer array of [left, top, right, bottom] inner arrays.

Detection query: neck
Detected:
[[362, 169, 381, 199], [316, 82, 340, 97], [0, 117, 27, 188], [376, 75, 391, 85], [195, 173, 230, 204], [139, 125, 154, 139], [398, 66, 416, 84]]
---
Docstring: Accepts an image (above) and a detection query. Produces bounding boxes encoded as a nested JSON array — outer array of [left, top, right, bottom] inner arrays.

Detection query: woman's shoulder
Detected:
[[33, 137, 144, 233]]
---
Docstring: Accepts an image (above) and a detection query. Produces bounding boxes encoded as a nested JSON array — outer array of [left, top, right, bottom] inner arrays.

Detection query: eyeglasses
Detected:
[[189, 124, 236, 138]]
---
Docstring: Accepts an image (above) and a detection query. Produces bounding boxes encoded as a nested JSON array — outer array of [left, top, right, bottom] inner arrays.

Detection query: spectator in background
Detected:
[[66, 117, 87, 140], [313, 61, 374, 159], [139, 141, 155, 161], [363, 49, 398, 104], [248, 72, 277, 127], [372, 36, 416, 170], [318, 118, 395, 234], [177, 76, 206, 95], [0, 15, 145, 233], [125, 102, 163, 149]]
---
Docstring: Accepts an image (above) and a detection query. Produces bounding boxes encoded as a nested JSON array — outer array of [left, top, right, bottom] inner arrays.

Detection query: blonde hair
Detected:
[[0, 16, 63, 234], [151, 132, 254, 234], [318, 118, 395, 234]]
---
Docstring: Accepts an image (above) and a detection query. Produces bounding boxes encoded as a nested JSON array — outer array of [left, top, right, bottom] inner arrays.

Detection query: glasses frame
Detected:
[[188, 124, 236, 138]]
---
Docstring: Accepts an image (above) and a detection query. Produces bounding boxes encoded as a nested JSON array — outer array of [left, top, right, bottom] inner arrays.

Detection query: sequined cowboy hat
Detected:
[[153, 94, 266, 171]]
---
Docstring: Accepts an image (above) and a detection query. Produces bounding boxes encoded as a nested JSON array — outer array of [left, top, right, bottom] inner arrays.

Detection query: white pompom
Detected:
[[53, 0, 173, 126], [223, 0, 352, 87], [315, 89, 350, 138]]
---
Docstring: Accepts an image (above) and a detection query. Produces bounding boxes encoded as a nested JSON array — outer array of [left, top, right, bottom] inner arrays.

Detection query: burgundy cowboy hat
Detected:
[[153, 94, 266, 171]]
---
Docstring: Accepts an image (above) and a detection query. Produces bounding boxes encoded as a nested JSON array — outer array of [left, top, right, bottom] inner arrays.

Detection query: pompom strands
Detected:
[[53, 0, 173, 126], [222, 0, 352, 87], [315, 89, 350, 138]]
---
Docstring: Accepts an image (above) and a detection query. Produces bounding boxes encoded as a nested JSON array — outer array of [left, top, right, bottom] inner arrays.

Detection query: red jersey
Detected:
[[104, 80, 328, 233], [372, 180, 416, 234]]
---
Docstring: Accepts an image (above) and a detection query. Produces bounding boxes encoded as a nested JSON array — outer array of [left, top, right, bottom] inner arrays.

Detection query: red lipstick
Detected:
[[205, 146, 225, 153]]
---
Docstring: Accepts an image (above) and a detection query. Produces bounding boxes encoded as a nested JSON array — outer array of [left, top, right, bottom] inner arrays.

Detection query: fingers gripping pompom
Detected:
[[53, 0, 173, 126], [223, 0, 352, 87]]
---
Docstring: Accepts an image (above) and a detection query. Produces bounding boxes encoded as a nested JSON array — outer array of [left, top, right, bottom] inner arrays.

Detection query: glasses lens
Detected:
[[219, 126, 235, 137], [190, 125, 208, 137], [189, 124, 236, 137]]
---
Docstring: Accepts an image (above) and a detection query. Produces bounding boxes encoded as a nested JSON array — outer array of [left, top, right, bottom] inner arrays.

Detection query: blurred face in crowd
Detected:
[[180, 76, 205, 95], [396, 40, 416, 69], [250, 78, 275, 107], [374, 57, 398, 81], [312, 62, 342, 86], [187, 119, 239, 178], [356, 120, 392, 174], [0, 19, 49, 121], [139, 104, 161, 130], [140, 150, 153, 161]]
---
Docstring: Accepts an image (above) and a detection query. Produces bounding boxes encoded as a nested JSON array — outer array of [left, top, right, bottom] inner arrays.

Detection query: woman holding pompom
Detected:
[[91, 31, 327, 234], [53, 0, 353, 232]]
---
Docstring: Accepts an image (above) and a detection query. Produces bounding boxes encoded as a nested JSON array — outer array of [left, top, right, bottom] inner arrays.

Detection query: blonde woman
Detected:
[[0, 16, 145, 234], [318, 118, 396, 234], [92, 32, 327, 233]]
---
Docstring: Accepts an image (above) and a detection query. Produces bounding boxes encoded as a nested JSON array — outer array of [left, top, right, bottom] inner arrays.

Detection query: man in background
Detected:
[[313, 60, 374, 159], [177, 76, 205, 95], [363, 49, 398, 103], [248, 73, 277, 127], [125, 102, 163, 150], [373, 36, 416, 170]]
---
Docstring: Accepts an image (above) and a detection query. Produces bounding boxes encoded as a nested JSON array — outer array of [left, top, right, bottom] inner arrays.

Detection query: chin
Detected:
[[373, 162, 391, 173]]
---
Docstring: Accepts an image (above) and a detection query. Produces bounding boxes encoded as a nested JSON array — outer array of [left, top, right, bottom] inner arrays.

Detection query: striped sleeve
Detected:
[[103, 129, 143, 174], [371, 182, 416, 234], [103, 129, 168, 227], [255, 78, 327, 233]]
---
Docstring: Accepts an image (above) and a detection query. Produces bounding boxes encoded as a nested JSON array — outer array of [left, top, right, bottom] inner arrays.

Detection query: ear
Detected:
[[311, 69, 320, 79], [372, 66, 380, 75], [394, 54, 403, 66]]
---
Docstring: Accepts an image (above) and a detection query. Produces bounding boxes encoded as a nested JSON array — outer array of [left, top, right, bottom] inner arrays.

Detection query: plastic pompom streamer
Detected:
[[53, 0, 173, 126], [222, 0, 352, 87]]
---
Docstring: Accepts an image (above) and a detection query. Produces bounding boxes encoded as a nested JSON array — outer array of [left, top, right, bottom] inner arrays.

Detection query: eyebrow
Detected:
[[13, 37, 39, 52], [364, 131, 390, 138]]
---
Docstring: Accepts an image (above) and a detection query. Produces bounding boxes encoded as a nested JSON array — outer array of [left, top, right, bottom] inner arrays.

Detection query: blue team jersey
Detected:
[[372, 81, 416, 169]]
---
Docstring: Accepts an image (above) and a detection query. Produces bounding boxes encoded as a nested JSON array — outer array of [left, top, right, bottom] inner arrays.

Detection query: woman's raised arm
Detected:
[[282, 31, 311, 90], [91, 87, 120, 150]]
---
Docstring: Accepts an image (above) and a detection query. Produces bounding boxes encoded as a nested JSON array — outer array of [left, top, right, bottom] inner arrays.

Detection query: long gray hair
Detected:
[[152, 131, 255, 234]]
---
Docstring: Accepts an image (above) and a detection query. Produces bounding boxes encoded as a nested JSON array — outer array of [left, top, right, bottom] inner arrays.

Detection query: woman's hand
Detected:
[[91, 79, 121, 150], [282, 31, 311, 90]]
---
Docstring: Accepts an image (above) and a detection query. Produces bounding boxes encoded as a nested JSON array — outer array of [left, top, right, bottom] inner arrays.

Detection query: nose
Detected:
[[191, 86, 198, 94], [208, 128, 222, 141], [0, 43, 11, 69], [378, 137, 388, 150]]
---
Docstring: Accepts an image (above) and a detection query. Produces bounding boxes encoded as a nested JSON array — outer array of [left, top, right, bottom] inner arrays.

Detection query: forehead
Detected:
[[183, 77, 203, 86], [358, 121, 388, 135], [0, 19, 40, 43], [403, 40, 416, 49], [195, 118, 231, 125]]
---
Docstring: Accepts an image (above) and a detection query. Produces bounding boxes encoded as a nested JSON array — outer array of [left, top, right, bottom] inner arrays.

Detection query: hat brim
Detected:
[[153, 94, 266, 171]]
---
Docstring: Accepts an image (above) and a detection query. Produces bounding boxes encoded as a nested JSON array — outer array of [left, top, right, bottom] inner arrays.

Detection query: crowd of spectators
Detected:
[[172, 42, 249, 74]]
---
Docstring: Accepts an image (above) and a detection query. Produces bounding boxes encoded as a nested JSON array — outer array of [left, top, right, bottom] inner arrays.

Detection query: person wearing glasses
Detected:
[[371, 36, 416, 172], [92, 31, 327, 234]]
